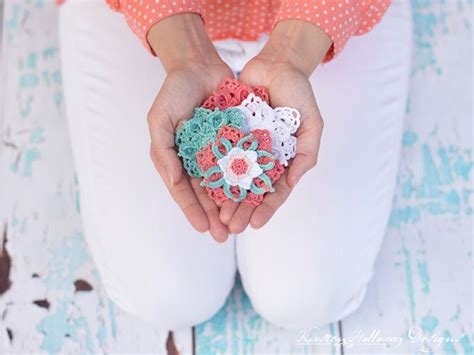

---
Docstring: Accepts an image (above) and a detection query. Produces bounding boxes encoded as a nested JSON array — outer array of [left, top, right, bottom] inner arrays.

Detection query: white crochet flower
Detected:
[[217, 147, 263, 189], [237, 94, 301, 166]]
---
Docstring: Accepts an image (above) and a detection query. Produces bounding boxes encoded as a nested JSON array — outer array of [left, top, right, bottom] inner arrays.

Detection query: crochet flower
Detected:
[[237, 94, 301, 166], [197, 125, 284, 205], [175, 107, 244, 177], [218, 147, 263, 189], [202, 77, 270, 110]]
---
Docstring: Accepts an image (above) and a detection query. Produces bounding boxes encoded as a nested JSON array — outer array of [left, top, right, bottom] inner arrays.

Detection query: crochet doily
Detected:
[[237, 94, 301, 166], [175, 107, 244, 177], [196, 126, 284, 206], [202, 77, 270, 110]]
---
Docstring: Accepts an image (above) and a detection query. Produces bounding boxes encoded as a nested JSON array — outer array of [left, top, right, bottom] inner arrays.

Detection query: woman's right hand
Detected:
[[146, 14, 233, 242]]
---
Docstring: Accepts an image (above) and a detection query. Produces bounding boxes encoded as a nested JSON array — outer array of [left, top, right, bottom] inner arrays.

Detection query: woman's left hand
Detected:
[[219, 20, 332, 233]]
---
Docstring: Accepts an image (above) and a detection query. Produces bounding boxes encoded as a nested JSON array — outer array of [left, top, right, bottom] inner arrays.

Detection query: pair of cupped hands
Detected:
[[146, 14, 331, 242]]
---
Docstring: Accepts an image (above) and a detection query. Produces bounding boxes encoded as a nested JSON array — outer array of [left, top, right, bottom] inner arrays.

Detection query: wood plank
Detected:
[[341, 1, 473, 353]]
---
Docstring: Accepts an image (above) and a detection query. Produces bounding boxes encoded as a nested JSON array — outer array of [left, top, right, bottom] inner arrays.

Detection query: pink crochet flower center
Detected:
[[229, 157, 250, 176], [201, 78, 270, 110], [196, 125, 284, 206]]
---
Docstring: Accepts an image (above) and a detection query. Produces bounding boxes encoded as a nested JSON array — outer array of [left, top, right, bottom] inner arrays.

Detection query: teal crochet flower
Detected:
[[175, 107, 244, 177], [196, 126, 284, 206]]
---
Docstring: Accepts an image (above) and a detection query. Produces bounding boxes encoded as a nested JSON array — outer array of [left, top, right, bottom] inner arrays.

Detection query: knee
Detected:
[[103, 275, 233, 330], [245, 276, 368, 330]]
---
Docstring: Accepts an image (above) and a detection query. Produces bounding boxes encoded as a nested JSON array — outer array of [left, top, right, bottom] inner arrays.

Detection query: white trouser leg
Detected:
[[59, 1, 236, 330], [236, 0, 412, 329]]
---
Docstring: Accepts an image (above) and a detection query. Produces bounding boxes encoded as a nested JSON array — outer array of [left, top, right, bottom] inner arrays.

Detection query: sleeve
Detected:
[[106, 0, 203, 54], [274, 0, 392, 62]]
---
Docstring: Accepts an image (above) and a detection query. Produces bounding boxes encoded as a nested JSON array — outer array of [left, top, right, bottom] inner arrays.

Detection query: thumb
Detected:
[[287, 116, 323, 187], [163, 148, 183, 186], [147, 108, 183, 187], [150, 145, 183, 187], [287, 153, 316, 187]]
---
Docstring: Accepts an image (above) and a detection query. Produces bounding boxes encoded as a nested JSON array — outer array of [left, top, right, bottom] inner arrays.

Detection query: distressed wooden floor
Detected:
[[0, 0, 472, 354]]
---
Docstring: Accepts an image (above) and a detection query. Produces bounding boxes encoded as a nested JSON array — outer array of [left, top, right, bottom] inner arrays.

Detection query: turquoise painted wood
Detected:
[[195, 277, 340, 355], [341, 1, 473, 354], [0, 0, 472, 354]]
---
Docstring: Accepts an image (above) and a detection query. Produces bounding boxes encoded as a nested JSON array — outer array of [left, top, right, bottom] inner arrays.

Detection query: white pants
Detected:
[[59, 1, 411, 331]]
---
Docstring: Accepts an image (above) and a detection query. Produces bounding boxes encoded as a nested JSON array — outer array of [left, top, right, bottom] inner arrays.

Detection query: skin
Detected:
[[147, 14, 332, 242]]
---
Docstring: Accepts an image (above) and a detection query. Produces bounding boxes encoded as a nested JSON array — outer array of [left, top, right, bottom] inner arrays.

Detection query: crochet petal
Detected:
[[249, 163, 263, 179]]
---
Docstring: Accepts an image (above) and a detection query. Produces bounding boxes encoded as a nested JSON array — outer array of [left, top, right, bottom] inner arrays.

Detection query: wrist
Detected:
[[147, 13, 222, 72], [259, 20, 332, 76]]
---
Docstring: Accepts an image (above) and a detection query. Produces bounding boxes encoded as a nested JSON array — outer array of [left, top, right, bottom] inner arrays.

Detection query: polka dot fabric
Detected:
[[275, 0, 391, 61], [58, 0, 391, 62], [106, 0, 204, 53]]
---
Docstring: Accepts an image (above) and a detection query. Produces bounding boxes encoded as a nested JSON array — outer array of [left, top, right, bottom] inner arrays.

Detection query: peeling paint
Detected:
[[416, 260, 430, 294], [0, 226, 12, 295], [37, 298, 75, 354], [108, 299, 118, 339], [166, 332, 179, 355], [21, 147, 41, 177], [449, 305, 461, 321], [389, 144, 472, 228], [7, 328, 14, 343], [30, 127, 45, 144], [420, 314, 439, 334], [459, 333, 473, 355], [37, 233, 94, 351], [442, 329, 457, 354], [402, 131, 418, 146], [43, 233, 89, 291], [74, 279, 93, 292], [33, 299, 51, 310], [402, 245, 416, 322]]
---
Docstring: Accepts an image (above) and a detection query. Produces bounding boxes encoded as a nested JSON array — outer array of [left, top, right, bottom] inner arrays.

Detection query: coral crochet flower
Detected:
[[202, 77, 270, 110], [197, 125, 284, 206]]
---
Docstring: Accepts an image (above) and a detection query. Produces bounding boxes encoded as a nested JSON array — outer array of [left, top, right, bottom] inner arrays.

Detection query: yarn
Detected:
[[197, 126, 284, 205], [202, 77, 270, 110], [175, 107, 244, 177], [238, 93, 301, 166], [174, 78, 299, 206]]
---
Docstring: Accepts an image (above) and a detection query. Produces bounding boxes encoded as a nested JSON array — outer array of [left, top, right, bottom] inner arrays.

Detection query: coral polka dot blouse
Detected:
[[62, 0, 392, 62]]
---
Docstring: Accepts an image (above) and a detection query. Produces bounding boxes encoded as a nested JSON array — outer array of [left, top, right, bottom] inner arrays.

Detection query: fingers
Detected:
[[287, 152, 315, 187], [148, 105, 211, 233], [150, 144, 184, 188], [219, 200, 239, 225], [192, 179, 229, 243], [229, 203, 256, 234], [148, 109, 183, 186], [149, 133, 210, 233], [287, 114, 323, 187], [159, 164, 209, 233], [250, 172, 292, 229]]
